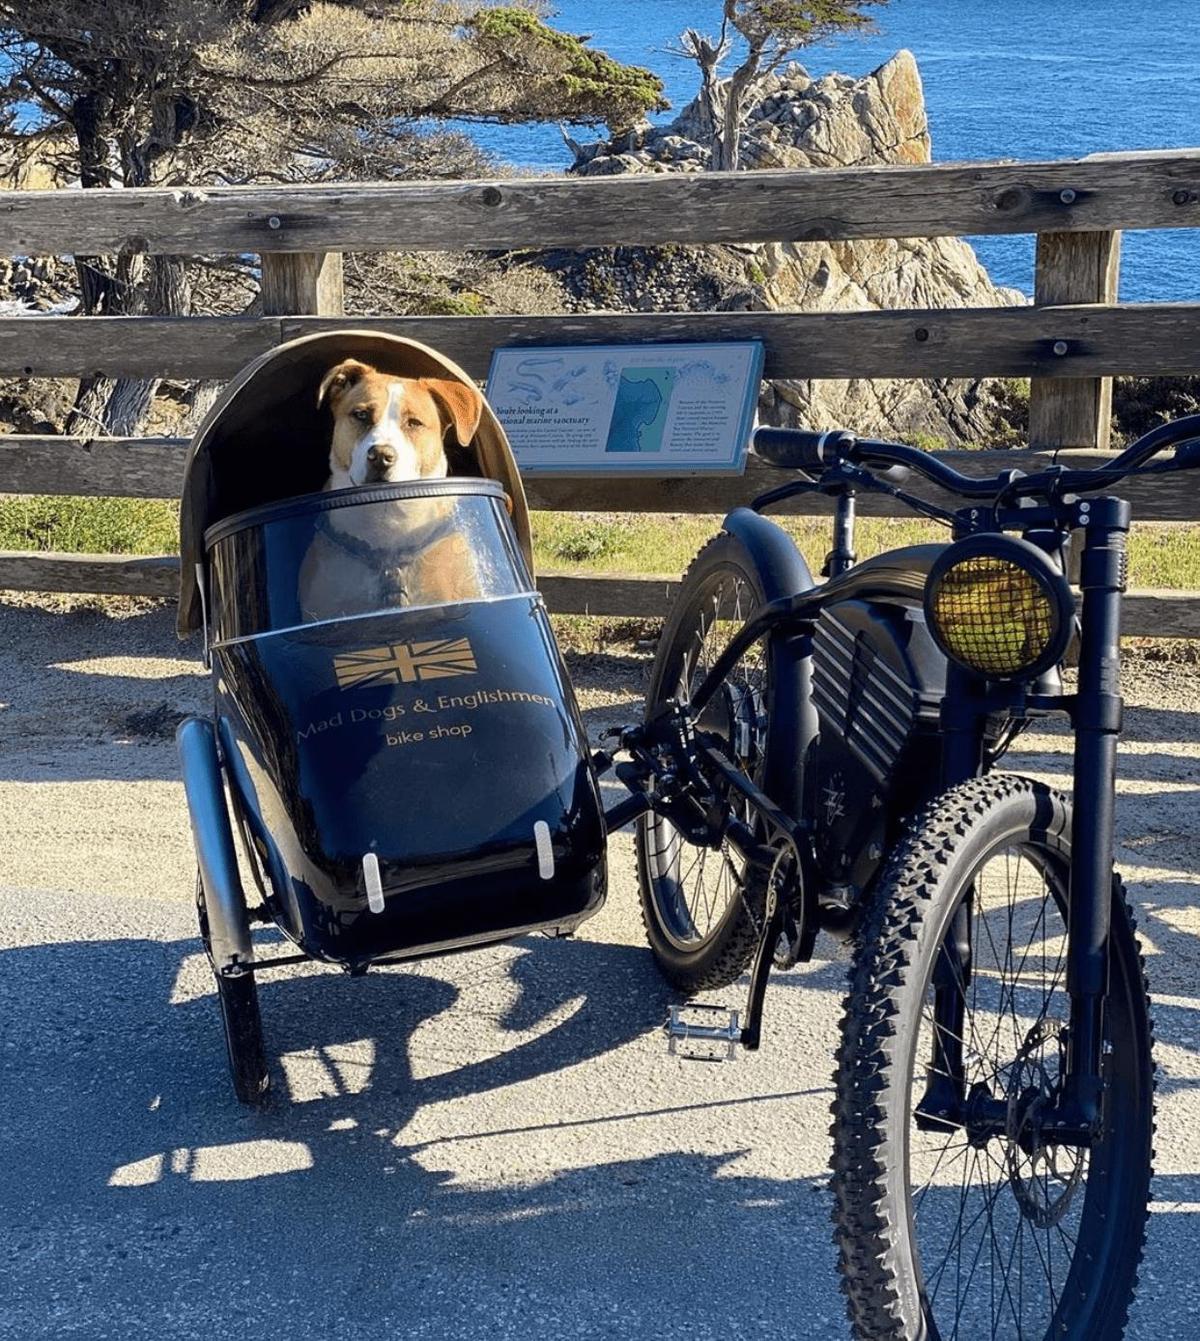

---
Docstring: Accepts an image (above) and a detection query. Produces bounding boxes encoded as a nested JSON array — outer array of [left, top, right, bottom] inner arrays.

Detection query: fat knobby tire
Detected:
[[830, 774, 1155, 1341], [636, 532, 779, 993]]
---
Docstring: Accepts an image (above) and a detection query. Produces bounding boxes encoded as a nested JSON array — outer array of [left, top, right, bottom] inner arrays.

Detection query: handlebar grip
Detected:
[[753, 426, 856, 472]]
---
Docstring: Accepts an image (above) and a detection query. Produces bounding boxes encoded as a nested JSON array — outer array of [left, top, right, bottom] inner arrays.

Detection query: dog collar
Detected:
[[315, 506, 457, 570]]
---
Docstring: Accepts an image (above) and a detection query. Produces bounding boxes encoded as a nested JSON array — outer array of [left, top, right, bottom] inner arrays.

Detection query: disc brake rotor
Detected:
[[1004, 1018, 1086, 1228]]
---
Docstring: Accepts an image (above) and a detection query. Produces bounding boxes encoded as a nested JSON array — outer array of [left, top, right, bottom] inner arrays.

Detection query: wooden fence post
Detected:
[[260, 251, 344, 317], [1028, 231, 1121, 450]]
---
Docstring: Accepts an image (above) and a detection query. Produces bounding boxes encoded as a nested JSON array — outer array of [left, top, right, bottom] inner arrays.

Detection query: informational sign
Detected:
[[485, 341, 765, 474]]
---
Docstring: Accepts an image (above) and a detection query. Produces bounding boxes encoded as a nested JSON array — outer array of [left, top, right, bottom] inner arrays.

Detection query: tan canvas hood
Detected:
[[177, 329, 531, 637]]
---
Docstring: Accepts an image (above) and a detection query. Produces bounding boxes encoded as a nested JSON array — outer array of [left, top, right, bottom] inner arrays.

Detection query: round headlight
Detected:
[[924, 535, 1074, 680]]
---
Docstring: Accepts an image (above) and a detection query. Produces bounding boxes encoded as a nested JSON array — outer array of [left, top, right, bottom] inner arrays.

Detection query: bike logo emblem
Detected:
[[821, 774, 846, 827], [334, 637, 478, 689]]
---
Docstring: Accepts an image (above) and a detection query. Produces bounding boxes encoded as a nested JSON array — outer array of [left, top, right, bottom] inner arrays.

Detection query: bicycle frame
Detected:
[[608, 476, 1139, 1146], [606, 412, 1200, 1113]]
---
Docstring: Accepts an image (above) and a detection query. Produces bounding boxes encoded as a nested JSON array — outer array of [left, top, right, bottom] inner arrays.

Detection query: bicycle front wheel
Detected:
[[831, 775, 1154, 1341]]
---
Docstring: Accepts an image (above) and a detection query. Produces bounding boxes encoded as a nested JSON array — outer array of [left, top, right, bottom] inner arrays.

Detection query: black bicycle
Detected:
[[618, 414, 1200, 1340]]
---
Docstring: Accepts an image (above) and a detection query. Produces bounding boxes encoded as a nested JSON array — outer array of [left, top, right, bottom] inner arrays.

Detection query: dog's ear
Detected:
[[317, 359, 371, 408], [422, 377, 484, 447]]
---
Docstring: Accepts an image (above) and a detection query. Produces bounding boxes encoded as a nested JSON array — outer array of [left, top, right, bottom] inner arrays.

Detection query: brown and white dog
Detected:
[[317, 358, 484, 488], [299, 359, 487, 621]]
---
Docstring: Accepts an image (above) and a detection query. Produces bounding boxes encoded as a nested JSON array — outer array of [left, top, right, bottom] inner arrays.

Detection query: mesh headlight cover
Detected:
[[925, 538, 1073, 680]]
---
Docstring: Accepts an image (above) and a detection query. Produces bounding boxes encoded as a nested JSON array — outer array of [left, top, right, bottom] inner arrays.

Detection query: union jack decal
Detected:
[[334, 637, 477, 689]]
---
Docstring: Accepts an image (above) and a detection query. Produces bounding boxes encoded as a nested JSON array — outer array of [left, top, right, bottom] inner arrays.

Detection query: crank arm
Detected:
[[665, 895, 787, 1060], [739, 895, 786, 1051]]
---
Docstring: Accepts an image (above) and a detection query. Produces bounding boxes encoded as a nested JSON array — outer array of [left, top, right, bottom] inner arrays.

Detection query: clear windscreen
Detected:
[[206, 484, 532, 642]]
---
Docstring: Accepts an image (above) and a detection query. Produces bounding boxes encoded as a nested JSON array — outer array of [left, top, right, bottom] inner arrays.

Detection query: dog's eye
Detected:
[[405, 416, 424, 429], [352, 408, 373, 424]]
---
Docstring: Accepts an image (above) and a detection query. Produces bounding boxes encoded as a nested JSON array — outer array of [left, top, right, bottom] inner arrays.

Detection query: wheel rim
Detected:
[[642, 567, 767, 951], [906, 839, 1108, 1340]]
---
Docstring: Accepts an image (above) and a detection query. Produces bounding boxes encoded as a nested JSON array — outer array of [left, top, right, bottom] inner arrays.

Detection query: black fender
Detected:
[[720, 508, 822, 953], [176, 715, 254, 975], [722, 506, 815, 603]]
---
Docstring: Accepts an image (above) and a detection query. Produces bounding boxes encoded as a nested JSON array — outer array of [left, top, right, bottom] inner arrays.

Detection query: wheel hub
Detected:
[[1003, 1019, 1085, 1228], [695, 678, 762, 769]]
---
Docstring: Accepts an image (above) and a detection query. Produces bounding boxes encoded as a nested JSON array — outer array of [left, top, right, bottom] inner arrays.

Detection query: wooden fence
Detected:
[[2, 149, 1200, 636]]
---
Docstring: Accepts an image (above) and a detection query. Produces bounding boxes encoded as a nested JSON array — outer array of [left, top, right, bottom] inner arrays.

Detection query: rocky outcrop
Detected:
[[0, 255, 77, 313], [572, 50, 932, 175], [560, 51, 1028, 445]]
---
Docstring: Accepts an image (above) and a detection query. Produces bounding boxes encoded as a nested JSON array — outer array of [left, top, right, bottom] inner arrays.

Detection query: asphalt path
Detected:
[[1, 598, 1198, 1340]]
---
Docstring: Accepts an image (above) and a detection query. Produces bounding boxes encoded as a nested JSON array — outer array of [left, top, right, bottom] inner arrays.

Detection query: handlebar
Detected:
[[1106, 412, 1200, 471], [754, 427, 916, 487], [752, 413, 1200, 504]]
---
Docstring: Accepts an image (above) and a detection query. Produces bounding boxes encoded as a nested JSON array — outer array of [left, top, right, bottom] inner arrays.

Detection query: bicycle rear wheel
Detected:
[[636, 532, 798, 991]]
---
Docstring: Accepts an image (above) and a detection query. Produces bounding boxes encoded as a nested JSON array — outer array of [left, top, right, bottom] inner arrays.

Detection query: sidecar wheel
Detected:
[[636, 531, 799, 992], [214, 971, 270, 1107], [196, 873, 270, 1106]]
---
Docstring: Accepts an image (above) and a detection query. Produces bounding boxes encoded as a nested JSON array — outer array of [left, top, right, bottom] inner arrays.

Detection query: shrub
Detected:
[[546, 519, 618, 563]]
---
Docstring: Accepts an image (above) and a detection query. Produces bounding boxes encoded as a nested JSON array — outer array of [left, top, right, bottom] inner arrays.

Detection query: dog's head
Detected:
[[318, 359, 484, 487]]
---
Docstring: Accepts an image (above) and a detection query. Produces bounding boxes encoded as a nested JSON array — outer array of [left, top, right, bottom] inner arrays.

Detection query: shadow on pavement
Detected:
[[2, 911, 1198, 1339], [0, 926, 845, 1339]]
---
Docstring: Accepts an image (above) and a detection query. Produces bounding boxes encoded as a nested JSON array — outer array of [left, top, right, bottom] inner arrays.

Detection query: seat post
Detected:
[[824, 488, 858, 577]]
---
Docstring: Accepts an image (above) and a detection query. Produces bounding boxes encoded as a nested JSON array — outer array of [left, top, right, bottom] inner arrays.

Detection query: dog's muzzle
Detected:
[[365, 443, 398, 481]]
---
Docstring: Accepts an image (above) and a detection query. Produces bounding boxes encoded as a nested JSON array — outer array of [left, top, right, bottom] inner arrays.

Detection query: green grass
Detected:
[[1126, 524, 1200, 588], [3, 496, 1200, 590], [534, 510, 939, 576], [0, 495, 180, 554], [536, 511, 1200, 590]]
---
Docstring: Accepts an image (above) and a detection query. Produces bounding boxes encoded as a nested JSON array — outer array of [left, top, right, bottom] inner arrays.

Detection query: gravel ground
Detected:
[[1, 596, 1198, 1341]]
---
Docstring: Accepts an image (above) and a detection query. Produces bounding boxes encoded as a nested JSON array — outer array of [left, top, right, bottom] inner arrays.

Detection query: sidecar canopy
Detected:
[[177, 329, 532, 638]]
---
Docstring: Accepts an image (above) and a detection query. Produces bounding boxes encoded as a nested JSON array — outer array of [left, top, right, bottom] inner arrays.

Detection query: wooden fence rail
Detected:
[[7, 304, 1200, 383], [3, 439, 1198, 521], [3, 151, 1198, 254], [2, 152, 1200, 633]]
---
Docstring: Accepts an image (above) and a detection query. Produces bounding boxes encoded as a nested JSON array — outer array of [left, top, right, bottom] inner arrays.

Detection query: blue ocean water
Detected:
[[465, 0, 1200, 302]]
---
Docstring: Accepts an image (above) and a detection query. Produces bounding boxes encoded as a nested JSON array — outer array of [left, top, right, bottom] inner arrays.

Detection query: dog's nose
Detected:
[[367, 444, 397, 469]]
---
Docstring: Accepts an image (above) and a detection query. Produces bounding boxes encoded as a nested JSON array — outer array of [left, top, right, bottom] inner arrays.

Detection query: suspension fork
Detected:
[[917, 660, 989, 1129], [1056, 497, 1130, 1137]]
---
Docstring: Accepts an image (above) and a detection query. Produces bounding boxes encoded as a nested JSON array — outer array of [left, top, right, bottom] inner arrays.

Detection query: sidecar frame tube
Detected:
[[177, 715, 254, 976]]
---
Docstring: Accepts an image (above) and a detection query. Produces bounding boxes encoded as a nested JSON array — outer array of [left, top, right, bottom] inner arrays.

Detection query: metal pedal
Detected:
[[666, 1003, 742, 1062]]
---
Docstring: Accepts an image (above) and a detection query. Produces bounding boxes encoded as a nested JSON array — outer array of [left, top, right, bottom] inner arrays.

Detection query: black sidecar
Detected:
[[176, 332, 606, 1103]]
